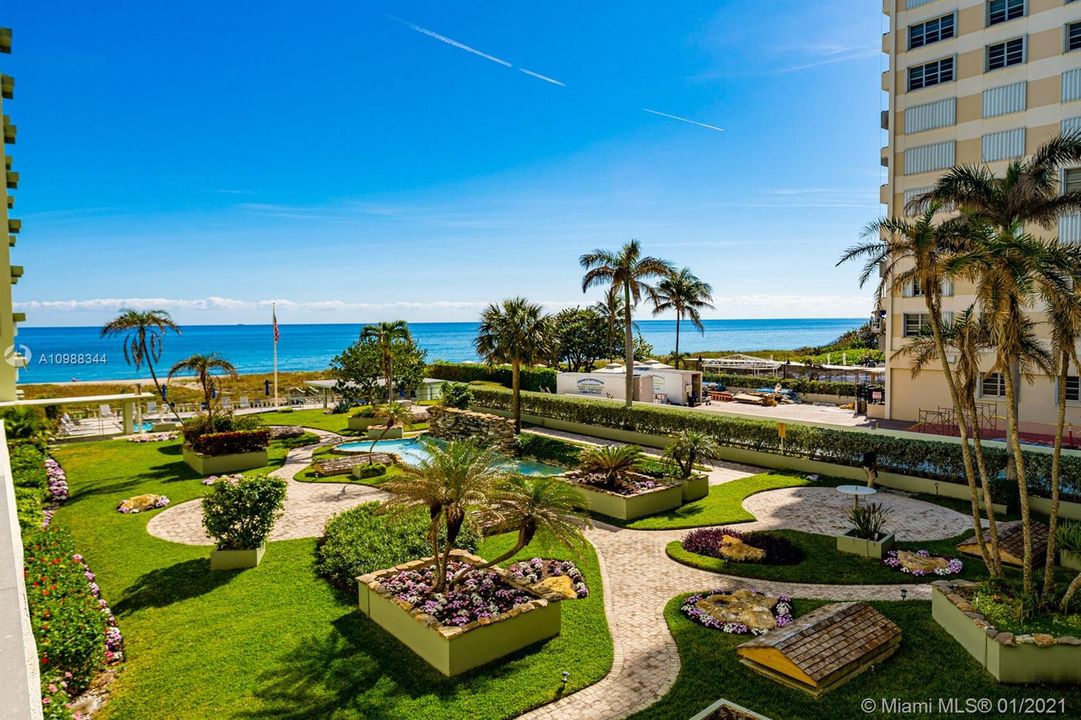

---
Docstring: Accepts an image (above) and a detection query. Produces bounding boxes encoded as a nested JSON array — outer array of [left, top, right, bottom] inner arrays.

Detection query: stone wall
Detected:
[[427, 406, 516, 451]]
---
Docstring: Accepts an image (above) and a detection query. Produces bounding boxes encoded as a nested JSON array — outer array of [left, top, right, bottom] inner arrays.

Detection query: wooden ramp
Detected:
[[737, 602, 901, 698], [957, 520, 1047, 568]]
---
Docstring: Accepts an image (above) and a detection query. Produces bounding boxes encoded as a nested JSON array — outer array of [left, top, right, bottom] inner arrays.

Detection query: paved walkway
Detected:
[[146, 430, 387, 545]]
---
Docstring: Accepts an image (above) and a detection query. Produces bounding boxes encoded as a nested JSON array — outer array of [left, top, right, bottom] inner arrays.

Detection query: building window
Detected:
[[1065, 376, 1080, 402], [987, 38, 1025, 71], [1064, 168, 1081, 194], [1068, 22, 1081, 52], [903, 313, 931, 337], [988, 0, 1025, 26], [909, 58, 955, 91], [981, 373, 1007, 398], [910, 14, 956, 50]]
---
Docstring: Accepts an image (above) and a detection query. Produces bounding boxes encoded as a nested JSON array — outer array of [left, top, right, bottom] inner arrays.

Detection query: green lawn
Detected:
[[665, 530, 990, 585], [255, 408, 356, 434], [629, 596, 1081, 720], [51, 437, 612, 720], [620, 472, 810, 530]]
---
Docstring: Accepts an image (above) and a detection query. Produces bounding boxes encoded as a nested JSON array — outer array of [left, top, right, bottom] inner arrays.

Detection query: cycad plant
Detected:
[[577, 444, 642, 489], [663, 430, 721, 480]]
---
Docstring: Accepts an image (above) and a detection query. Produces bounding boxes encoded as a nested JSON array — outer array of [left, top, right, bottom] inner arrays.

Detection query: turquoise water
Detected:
[[335, 438, 565, 477]]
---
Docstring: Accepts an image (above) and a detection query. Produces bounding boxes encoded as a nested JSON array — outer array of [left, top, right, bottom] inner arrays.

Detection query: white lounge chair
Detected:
[[238, 396, 250, 409], [99, 404, 114, 419]]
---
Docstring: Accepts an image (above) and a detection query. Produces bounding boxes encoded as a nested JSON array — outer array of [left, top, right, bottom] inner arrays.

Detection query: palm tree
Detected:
[[577, 444, 642, 489], [593, 286, 625, 359], [381, 439, 505, 593], [474, 298, 551, 433], [101, 308, 181, 420], [167, 353, 238, 427], [663, 430, 722, 480], [451, 474, 588, 586], [652, 268, 714, 368], [368, 402, 411, 465], [360, 321, 411, 404], [837, 208, 1003, 576], [581, 240, 674, 407]]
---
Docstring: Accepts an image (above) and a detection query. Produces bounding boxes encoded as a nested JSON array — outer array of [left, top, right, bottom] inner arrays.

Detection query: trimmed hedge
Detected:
[[471, 387, 1078, 503], [180, 413, 265, 446], [427, 361, 557, 392], [355, 463, 387, 479], [202, 474, 287, 550], [517, 433, 582, 467], [11, 440, 47, 530], [703, 372, 859, 398], [190, 429, 270, 456]]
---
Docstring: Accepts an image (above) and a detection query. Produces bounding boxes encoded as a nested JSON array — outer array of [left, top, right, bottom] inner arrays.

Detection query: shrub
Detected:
[[469, 387, 1075, 502], [201, 475, 287, 550], [181, 413, 264, 446], [681, 527, 804, 565], [427, 361, 557, 392], [0, 406, 51, 440], [190, 429, 270, 456], [316, 502, 480, 593], [702, 372, 858, 398], [848, 502, 892, 541], [1056, 520, 1081, 554], [440, 381, 473, 409], [10, 440, 47, 530], [516, 433, 581, 467], [355, 463, 387, 479]]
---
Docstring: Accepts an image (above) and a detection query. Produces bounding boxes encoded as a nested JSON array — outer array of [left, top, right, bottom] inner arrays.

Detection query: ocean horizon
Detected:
[[13, 318, 864, 384]]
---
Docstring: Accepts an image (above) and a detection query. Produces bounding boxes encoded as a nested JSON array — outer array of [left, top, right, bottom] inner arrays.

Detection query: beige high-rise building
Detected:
[[0, 27, 23, 402], [880, 0, 1081, 438]]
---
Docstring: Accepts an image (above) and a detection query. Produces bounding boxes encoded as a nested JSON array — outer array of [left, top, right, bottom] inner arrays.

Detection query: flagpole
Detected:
[[273, 303, 279, 408]]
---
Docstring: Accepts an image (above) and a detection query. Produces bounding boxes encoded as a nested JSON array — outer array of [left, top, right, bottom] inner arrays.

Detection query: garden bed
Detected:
[[681, 473, 709, 502], [564, 471, 682, 521], [357, 550, 562, 676], [836, 529, 895, 560], [182, 445, 268, 475]]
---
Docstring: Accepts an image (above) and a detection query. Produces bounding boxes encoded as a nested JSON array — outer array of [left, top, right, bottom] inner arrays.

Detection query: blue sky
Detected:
[[5, 1, 885, 326]]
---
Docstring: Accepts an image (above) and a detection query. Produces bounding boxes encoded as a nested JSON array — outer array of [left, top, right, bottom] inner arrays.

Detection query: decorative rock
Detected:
[[717, 535, 767, 563], [1033, 633, 1056, 648], [536, 574, 578, 599], [896, 550, 949, 575], [1015, 634, 1034, 645], [994, 632, 1015, 646], [427, 406, 516, 451], [1057, 636, 1081, 646], [117, 494, 169, 513], [695, 589, 781, 632]]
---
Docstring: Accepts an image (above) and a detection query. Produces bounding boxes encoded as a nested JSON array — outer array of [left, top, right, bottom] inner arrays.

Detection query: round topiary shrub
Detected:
[[316, 502, 481, 593], [201, 475, 287, 550], [355, 463, 387, 480], [682, 527, 804, 565]]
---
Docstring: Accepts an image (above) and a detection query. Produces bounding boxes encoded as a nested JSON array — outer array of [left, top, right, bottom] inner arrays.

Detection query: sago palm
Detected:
[[581, 240, 674, 407], [360, 320, 411, 404], [652, 267, 714, 368], [663, 430, 722, 480], [578, 444, 642, 489], [474, 297, 551, 433], [101, 308, 182, 420], [167, 353, 238, 426]]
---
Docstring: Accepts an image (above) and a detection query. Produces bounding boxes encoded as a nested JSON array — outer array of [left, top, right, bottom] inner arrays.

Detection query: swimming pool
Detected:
[[334, 438, 566, 477]]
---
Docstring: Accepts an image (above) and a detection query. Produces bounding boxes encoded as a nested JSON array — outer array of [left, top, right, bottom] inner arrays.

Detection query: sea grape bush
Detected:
[[381, 561, 536, 627]]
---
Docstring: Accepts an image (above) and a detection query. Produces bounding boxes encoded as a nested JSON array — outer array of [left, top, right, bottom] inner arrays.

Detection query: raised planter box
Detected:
[[681, 474, 709, 503], [571, 481, 683, 521], [931, 581, 1081, 684], [210, 543, 265, 571], [1060, 549, 1081, 572], [151, 422, 179, 432], [365, 426, 404, 440], [688, 697, 773, 720], [347, 415, 378, 430], [182, 444, 268, 475], [357, 550, 561, 676], [836, 529, 895, 560]]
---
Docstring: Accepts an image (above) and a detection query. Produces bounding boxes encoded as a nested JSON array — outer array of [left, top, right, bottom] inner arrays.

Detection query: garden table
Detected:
[[836, 484, 877, 510]]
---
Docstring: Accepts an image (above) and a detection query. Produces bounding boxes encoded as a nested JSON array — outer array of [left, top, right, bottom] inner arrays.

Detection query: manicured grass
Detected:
[[630, 596, 1081, 720], [256, 408, 357, 434], [294, 462, 406, 486], [665, 530, 988, 585], [51, 437, 612, 720], [620, 472, 810, 530]]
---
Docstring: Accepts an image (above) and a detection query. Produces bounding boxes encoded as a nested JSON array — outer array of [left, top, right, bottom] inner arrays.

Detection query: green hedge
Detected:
[[517, 433, 582, 467], [426, 362, 557, 392], [703, 372, 860, 398], [471, 387, 1077, 503], [10, 440, 47, 530]]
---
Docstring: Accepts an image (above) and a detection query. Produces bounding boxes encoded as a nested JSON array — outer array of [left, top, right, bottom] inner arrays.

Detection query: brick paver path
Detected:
[[147, 431, 386, 545]]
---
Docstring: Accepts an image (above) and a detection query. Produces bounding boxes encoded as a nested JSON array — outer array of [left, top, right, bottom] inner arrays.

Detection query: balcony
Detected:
[[12, 312, 25, 323], [0, 74, 11, 100], [5, 170, 16, 189], [8, 218, 19, 234], [8, 234, 14, 247], [881, 147, 890, 168], [10, 265, 22, 284], [0, 28, 10, 54], [880, 184, 890, 204], [881, 71, 890, 92], [3, 116, 14, 144]]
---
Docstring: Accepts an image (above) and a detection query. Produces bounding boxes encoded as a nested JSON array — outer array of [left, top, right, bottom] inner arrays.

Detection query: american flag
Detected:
[[272, 304, 280, 344]]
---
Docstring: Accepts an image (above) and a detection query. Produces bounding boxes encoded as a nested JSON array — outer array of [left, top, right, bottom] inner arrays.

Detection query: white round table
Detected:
[[837, 484, 877, 509]]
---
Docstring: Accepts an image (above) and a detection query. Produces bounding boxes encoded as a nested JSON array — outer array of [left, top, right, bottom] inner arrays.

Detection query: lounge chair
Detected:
[[238, 396, 250, 409]]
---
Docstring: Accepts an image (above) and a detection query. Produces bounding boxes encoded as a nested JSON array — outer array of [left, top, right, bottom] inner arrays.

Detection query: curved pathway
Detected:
[[147, 430, 388, 545]]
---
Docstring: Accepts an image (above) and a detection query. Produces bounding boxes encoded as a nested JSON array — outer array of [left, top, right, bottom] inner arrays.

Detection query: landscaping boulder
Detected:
[[535, 575, 578, 600], [695, 589, 780, 633], [267, 425, 306, 440], [896, 550, 948, 574], [718, 534, 766, 563]]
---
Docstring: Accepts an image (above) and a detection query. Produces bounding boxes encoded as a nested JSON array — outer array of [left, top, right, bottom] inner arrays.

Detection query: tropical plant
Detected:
[[848, 502, 892, 541], [439, 381, 473, 410], [577, 444, 643, 489], [380, 439, 506, 593], [474, 297, 552, 433], [0, 406, 49, 440], [550, 306, 610, 372], [581, 240, 674, 407], [167, 353, 238, 426], [360, 321, 412, 404], [368, 402, 410, 465], [201, 475, 287, 551], [652, 267, 714, 368], [101, 308, 182, 420], [663, 430, 722, 480], [1057, 521, 1081, 611]]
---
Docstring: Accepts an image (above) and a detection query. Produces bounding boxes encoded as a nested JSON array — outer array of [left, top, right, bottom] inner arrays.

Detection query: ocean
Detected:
[[13, 318, 863, 384]]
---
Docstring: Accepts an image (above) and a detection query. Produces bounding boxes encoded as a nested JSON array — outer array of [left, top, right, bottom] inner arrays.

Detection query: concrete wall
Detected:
[[0, 423, 44, 719]]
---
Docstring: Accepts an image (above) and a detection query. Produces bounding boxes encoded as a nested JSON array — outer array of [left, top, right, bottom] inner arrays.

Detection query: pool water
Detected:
[[335, 438, 566, 477]]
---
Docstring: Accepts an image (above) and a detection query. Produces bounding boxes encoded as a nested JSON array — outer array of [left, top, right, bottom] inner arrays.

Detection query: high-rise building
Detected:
[[0, 26, 24, 403], [880, 0, 1081, 437]]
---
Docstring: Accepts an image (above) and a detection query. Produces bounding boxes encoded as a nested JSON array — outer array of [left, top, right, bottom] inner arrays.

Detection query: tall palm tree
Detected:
[[360, 321, 411, 404], [593, 286, 625, 359], [101, 308, 181, 420], [368, 402, 410, 465], [167, 353, 238, 427], [581, 240, 674, 407], [837, 208, 1003, 576], [474, 298, 551, 433], [652, 268, 714, 368], [381, 439, 505, 593]]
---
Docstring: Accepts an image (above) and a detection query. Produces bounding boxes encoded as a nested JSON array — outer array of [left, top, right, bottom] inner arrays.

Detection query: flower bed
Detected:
[[883, 549, 963, 577], [182, 443, 268, 475], [117, 494, 170, 514], [506, 558, 589, 599], [564, 471, 683, 520], [45, 458, 69, 503], [201, 473, 243, 486], [681, 588, 793, 635], [127, 432, 178, 443], [682, 528, 804, 565], [380, 560, 537, 627]]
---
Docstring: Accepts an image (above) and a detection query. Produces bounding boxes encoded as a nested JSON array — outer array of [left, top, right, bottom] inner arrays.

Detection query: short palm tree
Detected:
[[663, 430, 722, 480], [361, 321, 411, 404], [474, 298, 551, 433], [581, 240, 674, 407], [101, 308, 181, 420], [381, 439, 505, 593], [652, 268, 714, 368], [368, 402, 410, 464], [577, 444, 642, 489], [167, 353, 238, 427]]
